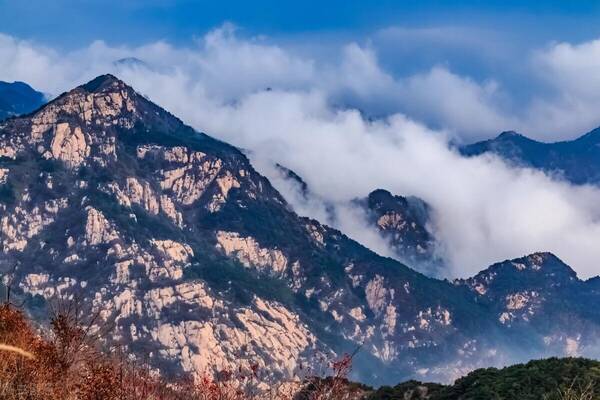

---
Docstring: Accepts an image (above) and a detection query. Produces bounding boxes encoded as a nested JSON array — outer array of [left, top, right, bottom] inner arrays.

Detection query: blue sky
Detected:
[[3, 0, 600, 141], [3, 0, 600, 103], [2, 0, 600, 48]]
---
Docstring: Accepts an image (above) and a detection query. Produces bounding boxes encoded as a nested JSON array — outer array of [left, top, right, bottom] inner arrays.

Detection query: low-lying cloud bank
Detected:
[[3, 25, 600, 278]]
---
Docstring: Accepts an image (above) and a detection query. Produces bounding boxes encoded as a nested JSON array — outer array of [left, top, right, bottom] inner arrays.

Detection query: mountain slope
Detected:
[[272, 164, 442, 275], [356, 189, 443, 276], [456, 252, 600, 367], [0, 81, 46, 121], [368, 357, 600, 400], [461, 129, 600, 185], [2, 75, 600, 386]]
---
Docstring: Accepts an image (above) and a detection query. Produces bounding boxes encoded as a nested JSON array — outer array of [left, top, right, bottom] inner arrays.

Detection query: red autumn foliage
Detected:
[[0, 302, 361, 399]]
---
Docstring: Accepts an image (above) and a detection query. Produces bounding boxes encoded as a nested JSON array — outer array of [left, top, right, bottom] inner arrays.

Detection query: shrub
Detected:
[[0, 303, 357, 399]]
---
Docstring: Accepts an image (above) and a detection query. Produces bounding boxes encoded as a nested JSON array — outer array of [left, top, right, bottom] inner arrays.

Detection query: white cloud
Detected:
[[3, 27, 600, 278], [523, 39, 600, 139], [186, 89, 600, 278], [196, 24, 316, 100], [536, 39, 600, 99], [0, 34, 62, 93], [398, 67, 515, 141]]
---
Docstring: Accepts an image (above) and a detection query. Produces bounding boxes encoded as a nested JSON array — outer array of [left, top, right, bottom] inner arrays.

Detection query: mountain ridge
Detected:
[[0, 80, 46, 121], [461, 127, 600, 184], [2, 75, 600, 386]]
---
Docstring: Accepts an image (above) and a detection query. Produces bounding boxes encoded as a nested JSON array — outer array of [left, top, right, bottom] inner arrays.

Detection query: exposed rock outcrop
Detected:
[[215, 231, 288, 274], [3, 75, 600, 388]]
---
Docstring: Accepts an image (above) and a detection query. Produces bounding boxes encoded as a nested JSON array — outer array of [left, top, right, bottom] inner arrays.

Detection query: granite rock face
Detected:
[[2, 75, 600, 386], [357, 189, 443, 276]]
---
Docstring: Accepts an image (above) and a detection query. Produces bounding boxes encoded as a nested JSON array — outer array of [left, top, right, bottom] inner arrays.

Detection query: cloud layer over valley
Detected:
[[3, 25, 600, 278]]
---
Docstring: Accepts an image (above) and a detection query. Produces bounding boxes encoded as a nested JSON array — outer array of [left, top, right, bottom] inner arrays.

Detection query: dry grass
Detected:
[[554, 378, 596, 400], [0, 344, 35, 360], [0, 303, 359, 400]]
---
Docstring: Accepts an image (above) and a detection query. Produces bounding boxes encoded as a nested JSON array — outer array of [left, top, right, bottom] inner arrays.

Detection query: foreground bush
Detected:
[[2, 302, 600, 399], [0, 303, 363, 399]]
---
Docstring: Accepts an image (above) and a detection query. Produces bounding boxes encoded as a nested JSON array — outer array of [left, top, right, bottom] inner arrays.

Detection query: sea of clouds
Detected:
[[3, 24, 600, 278]]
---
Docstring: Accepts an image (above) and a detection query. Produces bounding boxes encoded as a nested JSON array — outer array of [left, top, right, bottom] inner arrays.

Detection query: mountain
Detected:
[[113, 57, 150, 69], [461, 129, 600, 185], [0, 81, 46, 121], [368, 357, 600, 399], [274, 163, 310, 199], [6, 303, 598, 400], [357, 189, 443, 276], [458, 253, 600, 345], [2, 75, 600, 386], [272, 165, 441, 275]]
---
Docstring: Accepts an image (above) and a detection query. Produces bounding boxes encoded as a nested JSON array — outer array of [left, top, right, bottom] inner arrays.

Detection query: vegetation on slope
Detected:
[[2, 300, 600, 400], [369, 358, 600, 400]]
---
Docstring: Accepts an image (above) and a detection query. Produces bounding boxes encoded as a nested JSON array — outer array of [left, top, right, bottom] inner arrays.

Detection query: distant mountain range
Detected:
[[2, 75, 600, 387], [0, 80, 46, 121], [461, 129, 600, 185]]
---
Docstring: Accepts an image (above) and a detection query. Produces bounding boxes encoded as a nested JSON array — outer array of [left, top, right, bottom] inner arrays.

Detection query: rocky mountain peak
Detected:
[[496, 131, 523, 139], [463, 252, 578, 294], [1, 75, 196, 172], [360, 189, 442, 275], [457, 252, 595, 336], [481, 252, 575, 278], [3, 75, 600, 386], [38, 73, 141, 125], [367, 189, 396, 206], [80, 74, 125, 93], [28, 73, 183, 134]]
